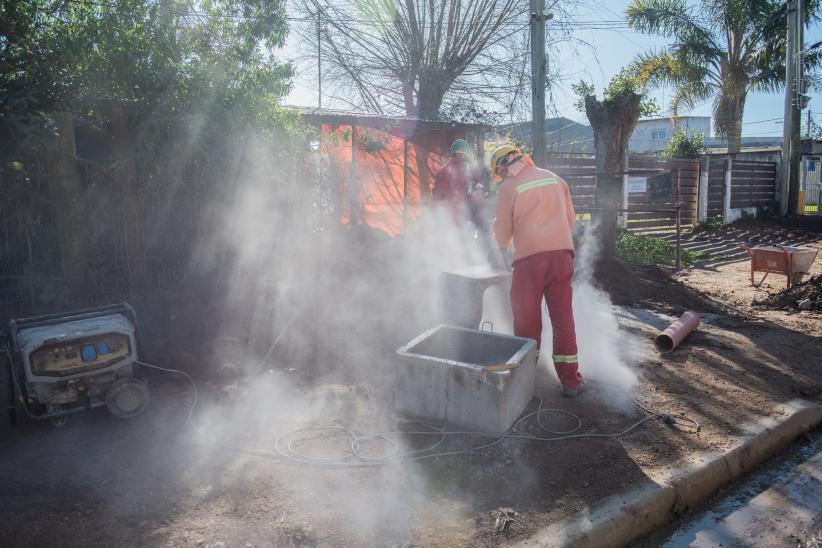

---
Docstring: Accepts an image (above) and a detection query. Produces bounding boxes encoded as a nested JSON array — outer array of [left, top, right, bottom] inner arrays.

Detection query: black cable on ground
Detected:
[[138, 359, 701, 468]]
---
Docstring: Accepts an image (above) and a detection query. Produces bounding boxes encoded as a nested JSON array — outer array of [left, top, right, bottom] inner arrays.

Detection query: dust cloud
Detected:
[[174, 136, 644, 544], [546, 219, 642, 410], [181, 136, 495, 544]]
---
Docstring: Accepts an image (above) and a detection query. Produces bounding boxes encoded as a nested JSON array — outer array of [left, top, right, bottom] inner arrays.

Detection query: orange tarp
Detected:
[[321, 124, 462, 236]]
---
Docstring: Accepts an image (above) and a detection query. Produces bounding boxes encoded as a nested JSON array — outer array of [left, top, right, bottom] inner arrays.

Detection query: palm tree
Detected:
[[626, 0, 818, 153]]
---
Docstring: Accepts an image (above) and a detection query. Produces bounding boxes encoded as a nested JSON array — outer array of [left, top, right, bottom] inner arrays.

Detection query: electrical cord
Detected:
[[629, 391, 701, 434], [137, 360, 198, 426], [269, 400, 659, 468], [135, 358, 700, 468], [5, 347, 699, 458]]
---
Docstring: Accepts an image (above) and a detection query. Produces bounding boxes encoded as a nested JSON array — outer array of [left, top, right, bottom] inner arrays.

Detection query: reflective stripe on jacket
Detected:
[[494, 162, 576, 262]]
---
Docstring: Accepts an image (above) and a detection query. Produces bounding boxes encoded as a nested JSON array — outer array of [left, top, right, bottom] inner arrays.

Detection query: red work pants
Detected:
[[510, 250, 582, 389]]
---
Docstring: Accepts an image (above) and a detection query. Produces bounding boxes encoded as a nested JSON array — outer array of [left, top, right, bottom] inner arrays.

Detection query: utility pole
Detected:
[[782, 0, 806, 215], [317, 9, 323, 109], [781, 0, 796, 215], [530, 1, 551, 167], [790, 0, 804, 215]]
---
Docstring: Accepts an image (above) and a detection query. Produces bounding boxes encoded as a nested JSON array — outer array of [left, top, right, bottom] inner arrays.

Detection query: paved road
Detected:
[[661, 445, 822, 547]]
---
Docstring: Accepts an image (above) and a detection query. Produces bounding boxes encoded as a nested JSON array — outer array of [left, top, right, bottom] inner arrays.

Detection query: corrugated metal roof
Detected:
[[703, 146, 782, 154], [287, 106, 489, 130], [636, 115, 711, 123]]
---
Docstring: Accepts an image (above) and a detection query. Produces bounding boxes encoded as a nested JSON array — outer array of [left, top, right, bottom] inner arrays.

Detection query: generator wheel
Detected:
[[106, 378, 149, 419]]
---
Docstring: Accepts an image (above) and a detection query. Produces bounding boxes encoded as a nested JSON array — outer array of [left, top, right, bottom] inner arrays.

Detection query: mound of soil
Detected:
[[593, 257, 719, 314], [756, 274, 822, 312]]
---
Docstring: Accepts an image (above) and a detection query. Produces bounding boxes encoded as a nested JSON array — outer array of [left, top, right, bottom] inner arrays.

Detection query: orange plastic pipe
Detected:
[[654, 311, 700, 353]]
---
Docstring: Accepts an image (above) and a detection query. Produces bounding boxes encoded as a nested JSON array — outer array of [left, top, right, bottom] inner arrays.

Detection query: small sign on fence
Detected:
[[627, 176, 647, 193], [649, 173, 673, 200]]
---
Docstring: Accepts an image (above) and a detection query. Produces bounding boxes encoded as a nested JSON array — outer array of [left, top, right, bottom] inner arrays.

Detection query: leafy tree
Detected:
[[573, 70, 658, 256], [0, 0, 301, 303], [1, 0, 295, 171], [627, 0, 821, 154], [662, 127, 705, 158]]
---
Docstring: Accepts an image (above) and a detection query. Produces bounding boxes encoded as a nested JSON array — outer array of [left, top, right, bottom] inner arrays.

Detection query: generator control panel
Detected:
[[30, 332, 132, 376], [14, 309, 138, 382]]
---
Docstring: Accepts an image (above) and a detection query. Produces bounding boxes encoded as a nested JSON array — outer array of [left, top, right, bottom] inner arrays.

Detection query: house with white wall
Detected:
[[629, 116, 711, 153], [496, 115, 717, 155]]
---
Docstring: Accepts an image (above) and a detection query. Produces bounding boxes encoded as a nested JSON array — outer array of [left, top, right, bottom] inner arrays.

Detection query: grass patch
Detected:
[[616, 230, 712, 267], [694, 217, 723, 232]]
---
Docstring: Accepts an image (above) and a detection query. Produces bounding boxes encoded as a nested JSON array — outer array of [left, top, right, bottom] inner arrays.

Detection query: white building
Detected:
[[628, 116, 711, 153]]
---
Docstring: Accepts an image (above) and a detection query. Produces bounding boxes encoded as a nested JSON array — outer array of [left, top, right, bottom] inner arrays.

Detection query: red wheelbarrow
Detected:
[[736, 244, 819, 289]]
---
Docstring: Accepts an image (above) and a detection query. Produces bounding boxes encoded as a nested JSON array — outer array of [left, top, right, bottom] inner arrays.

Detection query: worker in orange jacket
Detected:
[[433, 139, 475, 224], [489, 145, 584, 397]]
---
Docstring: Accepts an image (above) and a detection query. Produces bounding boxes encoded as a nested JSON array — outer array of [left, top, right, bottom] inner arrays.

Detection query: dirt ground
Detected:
[[2, 220, 822, 548], [673, 217, 822, 338], [676, 260, 822, 338]]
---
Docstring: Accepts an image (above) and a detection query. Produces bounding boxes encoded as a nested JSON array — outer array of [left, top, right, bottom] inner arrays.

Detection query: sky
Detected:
[[281, 0, 822, 138]]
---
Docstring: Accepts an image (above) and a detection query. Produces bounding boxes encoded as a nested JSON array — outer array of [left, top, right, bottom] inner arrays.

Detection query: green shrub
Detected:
[[616, 229, 710, 267], [757, 200, 779, 219], [694, 217, 723, 231], [662, 128, 704, 159]]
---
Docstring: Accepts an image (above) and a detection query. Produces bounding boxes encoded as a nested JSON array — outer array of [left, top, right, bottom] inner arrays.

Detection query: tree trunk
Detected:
[[411, 78, 451, 200], [110, 101, 144, 294], [726, 107, 743, 154], [724, 93, 746, 154], [416, 87, 445, 120], [726, 119, 742, 154], [584, 93, 642, 257], [46, 111, 88, 305], [409, 129, 433, 202], [402, 81, 417, 117]]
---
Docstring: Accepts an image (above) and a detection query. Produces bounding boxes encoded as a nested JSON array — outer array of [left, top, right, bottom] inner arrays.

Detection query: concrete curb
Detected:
[[516, 399, 822, 548]]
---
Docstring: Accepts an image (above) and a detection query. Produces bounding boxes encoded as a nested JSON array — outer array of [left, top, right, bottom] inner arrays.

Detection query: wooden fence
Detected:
[[543, 155, 597, 209], [730, 160, 777, 209], [703, 157, 778, 221], [706, 158, 727, 219], [627, 158, 698, 233], [545, 154, 778, 226], [544, 155, 699, 233]]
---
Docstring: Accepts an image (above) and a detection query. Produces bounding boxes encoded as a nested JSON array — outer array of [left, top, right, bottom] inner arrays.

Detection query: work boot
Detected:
[[554, 362, 584, 397], [561, 380, 586, 398]]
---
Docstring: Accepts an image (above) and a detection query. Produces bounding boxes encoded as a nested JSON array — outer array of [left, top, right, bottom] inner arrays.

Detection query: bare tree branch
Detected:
[[292, 0, 581, 121]]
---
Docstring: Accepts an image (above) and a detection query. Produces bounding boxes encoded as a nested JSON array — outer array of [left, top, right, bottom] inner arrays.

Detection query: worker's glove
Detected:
[[487, 248, 512, 271]]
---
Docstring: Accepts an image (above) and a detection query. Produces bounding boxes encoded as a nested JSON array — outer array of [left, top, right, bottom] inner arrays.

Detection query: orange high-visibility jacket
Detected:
[[494, 160, 576, 262]]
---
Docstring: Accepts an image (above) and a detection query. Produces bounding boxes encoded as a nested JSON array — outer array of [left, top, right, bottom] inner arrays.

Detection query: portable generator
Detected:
[[5, 303, 149, 424]]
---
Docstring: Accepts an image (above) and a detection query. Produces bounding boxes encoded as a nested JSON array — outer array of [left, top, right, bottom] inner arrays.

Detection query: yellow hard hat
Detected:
[[489, 144, 521, 181]]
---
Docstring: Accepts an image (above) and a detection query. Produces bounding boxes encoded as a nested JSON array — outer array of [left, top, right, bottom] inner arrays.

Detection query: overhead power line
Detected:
[[38, 1, 637, 30], [742, 116, 783, 125]]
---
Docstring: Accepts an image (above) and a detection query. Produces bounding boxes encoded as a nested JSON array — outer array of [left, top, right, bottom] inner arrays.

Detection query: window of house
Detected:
[[650, 129, 668, 141]]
